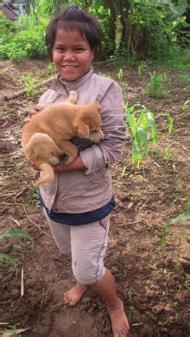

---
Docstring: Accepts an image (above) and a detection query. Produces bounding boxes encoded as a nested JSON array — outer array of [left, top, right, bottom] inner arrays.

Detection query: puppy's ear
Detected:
[[76, 121, 90, 138]]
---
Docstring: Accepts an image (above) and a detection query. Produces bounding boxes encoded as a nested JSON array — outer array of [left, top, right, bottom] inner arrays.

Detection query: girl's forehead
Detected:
[[55, 28, 87, 43]]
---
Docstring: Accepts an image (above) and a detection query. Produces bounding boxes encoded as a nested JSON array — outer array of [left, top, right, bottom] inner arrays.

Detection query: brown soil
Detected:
[[0, 60, 190, 337]]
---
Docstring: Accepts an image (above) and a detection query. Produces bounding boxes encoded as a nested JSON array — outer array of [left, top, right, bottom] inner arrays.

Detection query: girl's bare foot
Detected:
[[64, 283, 88, 305], [108, 299, 129, 337]]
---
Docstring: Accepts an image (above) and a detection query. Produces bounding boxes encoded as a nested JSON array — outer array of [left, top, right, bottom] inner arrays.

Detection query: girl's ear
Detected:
[[76, 121, 90, 138]]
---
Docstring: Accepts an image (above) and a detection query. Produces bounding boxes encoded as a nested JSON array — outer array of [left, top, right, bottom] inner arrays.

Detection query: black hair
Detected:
[[45, 5, 101, 59]]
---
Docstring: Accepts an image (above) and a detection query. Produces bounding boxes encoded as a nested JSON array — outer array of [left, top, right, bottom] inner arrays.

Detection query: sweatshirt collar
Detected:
[[57, 67, 94, 92]]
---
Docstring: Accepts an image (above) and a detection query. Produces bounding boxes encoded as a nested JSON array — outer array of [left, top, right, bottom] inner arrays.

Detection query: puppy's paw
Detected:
[[68, 91, 78, 104], [49, 156, 60, 165]]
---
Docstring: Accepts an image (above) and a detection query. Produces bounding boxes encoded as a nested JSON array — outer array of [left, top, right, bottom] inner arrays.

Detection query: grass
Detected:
[[155, 48, 190, 71]]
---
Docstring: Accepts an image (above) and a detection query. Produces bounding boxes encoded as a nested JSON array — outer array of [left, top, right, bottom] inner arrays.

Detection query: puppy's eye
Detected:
[[91, 129, 98, 133]]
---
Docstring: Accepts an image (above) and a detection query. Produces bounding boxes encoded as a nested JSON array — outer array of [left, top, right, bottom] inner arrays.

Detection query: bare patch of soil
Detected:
[[0, 60, 190, 337]]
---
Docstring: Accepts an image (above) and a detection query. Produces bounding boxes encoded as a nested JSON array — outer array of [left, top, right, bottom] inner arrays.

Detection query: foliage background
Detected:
[[0, 0, 190, 62]]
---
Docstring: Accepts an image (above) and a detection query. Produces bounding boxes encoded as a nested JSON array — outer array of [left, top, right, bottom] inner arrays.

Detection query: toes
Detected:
[[63, 292, 70, 304], [113, 332, 119, 337], [113, 324, 129, 337], [68, 299, 77, 306]]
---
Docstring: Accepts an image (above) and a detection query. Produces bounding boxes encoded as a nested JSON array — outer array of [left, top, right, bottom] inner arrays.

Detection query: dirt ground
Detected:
[[0, 60, 190, 337]]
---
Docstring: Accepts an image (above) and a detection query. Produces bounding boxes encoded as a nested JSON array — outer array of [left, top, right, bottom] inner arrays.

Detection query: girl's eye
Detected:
[[56, 47, 65, 51], [75, 47, 85, 52]]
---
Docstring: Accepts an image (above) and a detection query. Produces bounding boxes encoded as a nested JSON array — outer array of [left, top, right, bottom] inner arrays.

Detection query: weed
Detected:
[[23, 185, 39, 207], [145, 71, 167, 98], [163, 144, 174, 160], [167, 115, 174, 134], [184, 276, 190, 289], [0, 326, 28, 337], [121, 83, 128, 101], [138, 61, 148, 76], [22, 75, 38, 97], [116, 67, 124, 80], [159, 199, 190, 245], [128, 305, 136, 319], [0, 229, 33, 269], [46, 62, 56, 76]]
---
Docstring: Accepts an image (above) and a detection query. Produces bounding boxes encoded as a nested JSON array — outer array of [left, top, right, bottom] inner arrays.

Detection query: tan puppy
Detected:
[[22, 91, 103, 185]]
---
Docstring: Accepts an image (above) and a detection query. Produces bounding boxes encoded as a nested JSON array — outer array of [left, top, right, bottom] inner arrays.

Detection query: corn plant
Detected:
[[145, 71, 167, 98], [125, 103, 158, 168], [0, 229, 33, 269]]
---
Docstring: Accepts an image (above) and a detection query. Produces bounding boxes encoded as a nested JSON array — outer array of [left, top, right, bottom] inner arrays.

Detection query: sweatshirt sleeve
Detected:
[[80, 82, 127, 175]]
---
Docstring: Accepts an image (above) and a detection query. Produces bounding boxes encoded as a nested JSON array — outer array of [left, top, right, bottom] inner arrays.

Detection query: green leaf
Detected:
[[167, 115, 174, 134], [136, 126, 148, 152], [0, 229, 33, 244], [0, 252, 18, 268]]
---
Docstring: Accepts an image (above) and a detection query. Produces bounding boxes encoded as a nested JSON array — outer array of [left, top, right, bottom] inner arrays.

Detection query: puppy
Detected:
[[22, 91, 103, 185]]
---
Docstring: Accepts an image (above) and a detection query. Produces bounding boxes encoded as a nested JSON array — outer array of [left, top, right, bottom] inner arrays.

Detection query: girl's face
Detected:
[[52, 29, 94, 81]]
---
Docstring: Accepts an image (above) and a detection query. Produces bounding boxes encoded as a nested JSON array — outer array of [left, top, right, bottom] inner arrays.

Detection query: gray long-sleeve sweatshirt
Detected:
[[38, 68, 126, 213]]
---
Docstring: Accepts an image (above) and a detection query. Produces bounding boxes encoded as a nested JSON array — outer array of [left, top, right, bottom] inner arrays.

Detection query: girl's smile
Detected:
[[52, 29, 94, 81]]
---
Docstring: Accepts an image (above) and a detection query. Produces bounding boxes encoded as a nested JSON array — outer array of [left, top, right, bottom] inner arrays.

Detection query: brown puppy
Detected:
[[22, 92, 103, 185]]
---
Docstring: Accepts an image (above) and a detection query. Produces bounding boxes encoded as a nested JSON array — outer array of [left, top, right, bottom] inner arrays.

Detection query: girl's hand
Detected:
[[24, 106, 44, 122], [53, 164, 65, 173]]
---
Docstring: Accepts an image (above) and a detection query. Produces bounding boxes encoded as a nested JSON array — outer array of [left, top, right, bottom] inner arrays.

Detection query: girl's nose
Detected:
[[63, 50, 75, 60]]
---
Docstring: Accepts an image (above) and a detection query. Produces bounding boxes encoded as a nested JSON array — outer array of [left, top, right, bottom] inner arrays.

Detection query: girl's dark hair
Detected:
[[45, 5, 101, 59]]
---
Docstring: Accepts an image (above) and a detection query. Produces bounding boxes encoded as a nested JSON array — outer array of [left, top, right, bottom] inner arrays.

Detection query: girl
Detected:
[[29, 5, 129, 337]]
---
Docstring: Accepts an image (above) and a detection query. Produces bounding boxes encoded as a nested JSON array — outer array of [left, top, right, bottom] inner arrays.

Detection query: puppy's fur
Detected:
[[22, 91, 103, 185]]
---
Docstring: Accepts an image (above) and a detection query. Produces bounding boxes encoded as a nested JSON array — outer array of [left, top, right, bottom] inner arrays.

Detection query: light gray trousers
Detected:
[[44, 209, 110, 285]]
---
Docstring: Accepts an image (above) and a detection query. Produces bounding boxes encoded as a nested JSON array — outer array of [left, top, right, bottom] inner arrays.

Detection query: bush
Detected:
[[3, 26, 46, 62]]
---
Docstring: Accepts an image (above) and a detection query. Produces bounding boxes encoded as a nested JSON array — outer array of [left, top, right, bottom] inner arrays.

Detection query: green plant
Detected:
[[46, 62, 56, 76], [121, 83, 128, 101], [167, 114, 174, 134], [116, 67, 124, 80], [5, 26, 46, 62], [23, 185, 40, 207], [0, 326, 28, 337], [145, 71, 167, 98], [22, 75, 38, 97], [0, 229, 33, 269], [125, 103, 158, 168], [184, 276, 190, 289], [163, 144, 174, 159], [138, 61, 148, 76]]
